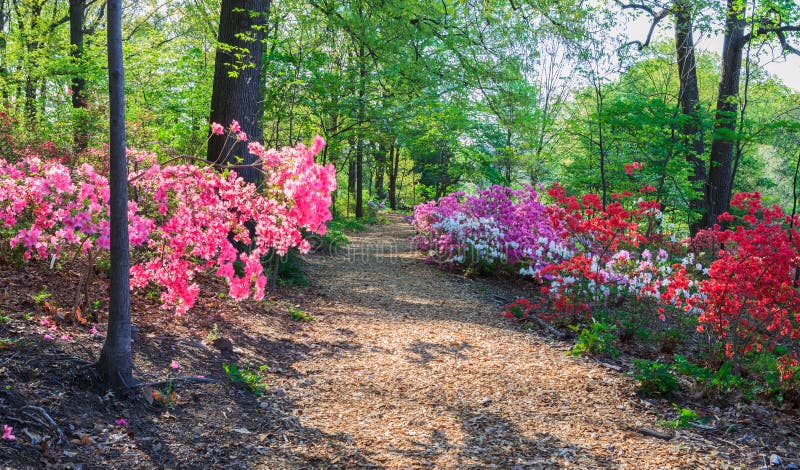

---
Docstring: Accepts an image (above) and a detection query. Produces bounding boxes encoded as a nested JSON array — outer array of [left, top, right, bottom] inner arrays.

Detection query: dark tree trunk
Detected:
[[388, 144, 399, 210], [674, 1, 707, 235], [23, 1, 43, 125], [0, 0, 7, 103], [705, 0, 745, 227], [374, 142, 386, 199], [354, 43, 366, 218], [207, 0, 269, 184], [97, 0, 133, 390], [70, 0, 89, 153]]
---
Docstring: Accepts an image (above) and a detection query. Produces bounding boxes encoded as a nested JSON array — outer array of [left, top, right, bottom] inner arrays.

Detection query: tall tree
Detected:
[[706, 0, 799, 225], [96, 0, 132, 389], [207, 0, 269, 183], [615, 0, 708, 233], [69, 0, 88, 153], [705, 0, 747, 227]]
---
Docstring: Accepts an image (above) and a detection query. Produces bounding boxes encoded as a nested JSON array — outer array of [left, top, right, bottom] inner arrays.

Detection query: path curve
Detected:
[[278, 213, 728, 468]]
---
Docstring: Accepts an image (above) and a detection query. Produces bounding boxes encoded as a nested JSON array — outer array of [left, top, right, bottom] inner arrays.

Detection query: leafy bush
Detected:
[[223, 363, 269, 396], [632, 359, 678, 396], [568, 319, 618, 358]]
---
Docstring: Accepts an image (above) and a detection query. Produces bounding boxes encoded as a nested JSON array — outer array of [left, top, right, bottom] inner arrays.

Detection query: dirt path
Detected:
[[259, 214, 732, 468]]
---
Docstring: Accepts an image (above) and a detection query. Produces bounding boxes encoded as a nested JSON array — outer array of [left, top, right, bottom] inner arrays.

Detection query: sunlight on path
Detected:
[[260, 213, 730, 468]]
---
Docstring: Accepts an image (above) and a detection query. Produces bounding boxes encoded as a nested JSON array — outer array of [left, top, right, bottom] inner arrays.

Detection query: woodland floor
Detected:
[[1, 213, 800, 469]]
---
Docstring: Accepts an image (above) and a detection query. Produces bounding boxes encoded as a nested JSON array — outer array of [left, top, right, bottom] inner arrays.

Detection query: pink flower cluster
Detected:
[[0, 136, 336, 314], [411, 185, 566, 272]]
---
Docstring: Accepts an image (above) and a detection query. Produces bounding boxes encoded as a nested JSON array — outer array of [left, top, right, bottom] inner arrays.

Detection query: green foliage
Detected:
[[275, 250, 309, 287], [660, 405, 706, 429], [0, 338, 23, 349], [568, 319, 618, 358], [632, 359, 679, 396], [32, 287, 51, 304], [672, 355, 747, 396], [206, 324, 220, 342], [223, 363, 269, 397], [289, 306, 314, 322]]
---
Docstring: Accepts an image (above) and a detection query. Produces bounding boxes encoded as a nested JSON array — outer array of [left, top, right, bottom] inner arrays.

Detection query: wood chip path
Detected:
[[259, 213, 735, 468]]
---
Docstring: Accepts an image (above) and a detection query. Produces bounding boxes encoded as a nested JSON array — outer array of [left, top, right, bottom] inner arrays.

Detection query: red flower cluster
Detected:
[[682, 193, 800, 378], [501, 298, 533, 320]]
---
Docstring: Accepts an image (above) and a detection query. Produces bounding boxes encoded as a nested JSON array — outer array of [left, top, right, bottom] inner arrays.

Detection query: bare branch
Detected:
[[614, 1, 669, 50]]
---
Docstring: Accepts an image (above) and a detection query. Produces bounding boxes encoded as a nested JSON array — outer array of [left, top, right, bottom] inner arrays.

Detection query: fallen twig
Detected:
[[20, 405, 65, 443], [530, 312, 570, 339], [627, 426, 675, 440]]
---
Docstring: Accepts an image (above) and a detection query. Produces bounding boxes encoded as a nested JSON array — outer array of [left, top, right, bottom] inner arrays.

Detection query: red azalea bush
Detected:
[[677, 192, 800, 379]]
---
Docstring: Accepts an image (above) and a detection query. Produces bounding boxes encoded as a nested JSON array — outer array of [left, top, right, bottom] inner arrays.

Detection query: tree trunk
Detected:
[[70, 0, 89, 153], [705, 0, 745, 227], [97, 0, 133, 390], [374, 142, 386, 199], [674, 1, 707, 234], [354, 42, 366, 218], [207, 0, 269, 184], [0, 0, 8, 103], [388, 144, 399, 210]]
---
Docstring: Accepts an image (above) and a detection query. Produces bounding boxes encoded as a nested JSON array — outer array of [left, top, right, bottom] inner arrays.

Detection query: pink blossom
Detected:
[[114, 418, 129, 427], [170, 360, 180, 370], [210, 122, 224, 135], [229, 120, 241, 133], [0, 135, 333, 315], [43, 334, 54, 340], [237, 132, 247, 142], [2, 425, 15, 440]]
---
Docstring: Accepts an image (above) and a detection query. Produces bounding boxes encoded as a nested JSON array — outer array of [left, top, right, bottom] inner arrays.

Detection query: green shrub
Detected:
[[568, 319, 618, 358], [223, 363, 269, 396], [632, 359, 678, 396]]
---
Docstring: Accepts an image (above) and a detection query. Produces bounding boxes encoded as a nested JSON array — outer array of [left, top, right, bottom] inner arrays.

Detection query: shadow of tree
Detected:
[[406, 339, 473, 367]]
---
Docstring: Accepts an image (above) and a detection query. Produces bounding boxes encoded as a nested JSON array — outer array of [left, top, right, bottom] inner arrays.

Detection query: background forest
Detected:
[[1, 0, 798, 230]]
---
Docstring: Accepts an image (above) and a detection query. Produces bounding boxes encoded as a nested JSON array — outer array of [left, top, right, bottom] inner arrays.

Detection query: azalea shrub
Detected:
[[0, 122, 336, 314], [671, 192, 800, 380], [412, 164, 800, 390], [411, 185, 566, 274]]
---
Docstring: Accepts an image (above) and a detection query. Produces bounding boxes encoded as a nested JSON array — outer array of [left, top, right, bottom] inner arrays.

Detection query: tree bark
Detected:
[[674, 1, 706, 234], [70, 0, 89, 153], [97, 0, 132, 390], [705, 0, 745, 227], [374, 142, 386, 199], [388, 143, 399, 210], [207, 0, 269, 184], [354, 42, 366, 218]]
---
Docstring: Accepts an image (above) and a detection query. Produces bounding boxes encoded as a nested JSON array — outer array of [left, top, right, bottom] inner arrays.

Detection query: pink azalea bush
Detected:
[[411, 185, 567, 273], [0, 125, 336, 313]]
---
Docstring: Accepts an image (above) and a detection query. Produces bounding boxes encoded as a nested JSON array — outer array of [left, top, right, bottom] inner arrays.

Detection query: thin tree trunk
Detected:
[[388, 144, 399, 210], [70, 0, 89, 153], [354, 42, 366, 218], [97, 0, 132, 390], [374, 142, 386, 199]]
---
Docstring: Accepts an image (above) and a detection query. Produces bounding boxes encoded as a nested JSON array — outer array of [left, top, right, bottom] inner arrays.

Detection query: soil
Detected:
[[1, 213, 799, 469]]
